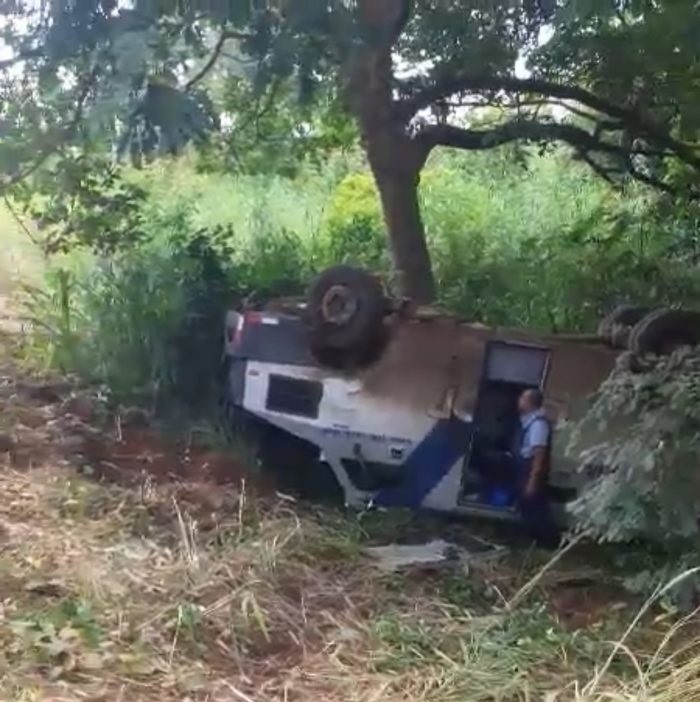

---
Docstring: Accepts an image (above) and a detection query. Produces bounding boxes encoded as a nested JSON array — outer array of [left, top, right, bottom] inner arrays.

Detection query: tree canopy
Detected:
[[1, 0, 699, 300]]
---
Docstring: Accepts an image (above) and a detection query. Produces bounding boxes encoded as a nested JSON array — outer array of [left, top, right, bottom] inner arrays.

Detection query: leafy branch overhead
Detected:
[[1, 0, 700, 299], [12, 153, 149, 254]]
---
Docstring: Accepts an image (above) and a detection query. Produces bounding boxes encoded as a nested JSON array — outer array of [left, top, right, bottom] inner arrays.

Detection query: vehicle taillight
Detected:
[[226, 311, 246, 349], [233, 313, 246, 346], [228, 310, 280, 351], [238, 313, 263, 345]]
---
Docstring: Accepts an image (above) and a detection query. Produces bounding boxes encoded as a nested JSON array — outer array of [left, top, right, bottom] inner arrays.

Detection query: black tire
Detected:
[[628, 308, 700, 355], [307, 265, 387, 355], [598, 305, 652, 347]]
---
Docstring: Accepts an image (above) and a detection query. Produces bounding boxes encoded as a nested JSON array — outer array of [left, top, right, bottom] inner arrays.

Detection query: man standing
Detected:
[[515, 389, 560, 549]]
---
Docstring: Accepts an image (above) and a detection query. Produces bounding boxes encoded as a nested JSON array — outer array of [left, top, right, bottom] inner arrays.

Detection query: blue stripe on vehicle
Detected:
[[374, 416, 472, 509]]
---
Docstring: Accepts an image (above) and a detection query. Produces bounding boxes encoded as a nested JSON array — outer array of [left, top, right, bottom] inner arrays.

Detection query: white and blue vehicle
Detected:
[[223, 266, 698, 521]]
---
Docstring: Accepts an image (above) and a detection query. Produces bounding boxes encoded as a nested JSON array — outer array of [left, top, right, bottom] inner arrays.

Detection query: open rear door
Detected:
[[460, 341, 551, 507], [483, 341, 551, 389]]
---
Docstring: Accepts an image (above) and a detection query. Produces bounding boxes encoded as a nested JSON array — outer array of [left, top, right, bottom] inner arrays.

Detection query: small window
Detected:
[[486, 342, 550, 386], [266, 375, 323, 419]]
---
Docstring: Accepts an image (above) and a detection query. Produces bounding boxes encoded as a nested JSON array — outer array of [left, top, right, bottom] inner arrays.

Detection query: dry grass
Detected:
[[0, 464, 556, 701], [0, 346, 698, 702], [0, 460, 688, 702]]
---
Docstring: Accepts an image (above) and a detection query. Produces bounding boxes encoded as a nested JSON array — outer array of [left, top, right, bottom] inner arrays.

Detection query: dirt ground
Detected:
[[0, 342, 277, 501]]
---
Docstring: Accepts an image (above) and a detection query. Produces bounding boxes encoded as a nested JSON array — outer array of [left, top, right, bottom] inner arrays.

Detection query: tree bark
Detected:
[[370, 155, 436, 304], [349, 0, 436, 303]]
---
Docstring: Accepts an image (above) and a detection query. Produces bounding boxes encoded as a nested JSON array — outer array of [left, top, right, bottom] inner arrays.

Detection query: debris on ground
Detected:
[[366, 539, 462, 572], [365, 538, 505, 573]]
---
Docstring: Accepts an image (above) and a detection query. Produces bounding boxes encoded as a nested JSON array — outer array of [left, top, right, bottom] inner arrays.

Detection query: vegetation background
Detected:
[[9, 140, 700, 563], [15, 145, 700, 405], [5, 145, 700, 700]]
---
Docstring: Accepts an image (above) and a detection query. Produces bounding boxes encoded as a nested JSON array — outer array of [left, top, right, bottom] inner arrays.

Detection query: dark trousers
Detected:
[[515, 456, 560, 549]]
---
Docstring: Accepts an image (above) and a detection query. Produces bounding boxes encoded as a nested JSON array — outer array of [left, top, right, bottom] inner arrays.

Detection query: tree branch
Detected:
[[0, 63, 100, 192], [2, 194, 42, 248], [576, 152, 619, 186], [185, 29, 253, 90], [418, 120, 627, 155], [401, 74, 700, 172], [185, 31, 228, 90], [235, 78, 282, 138], [418, 120, 694, 197], [626, 163, 680, 196]]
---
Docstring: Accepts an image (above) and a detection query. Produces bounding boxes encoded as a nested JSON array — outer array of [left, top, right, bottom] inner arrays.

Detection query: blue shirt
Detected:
[[519, 410, 550, 459]]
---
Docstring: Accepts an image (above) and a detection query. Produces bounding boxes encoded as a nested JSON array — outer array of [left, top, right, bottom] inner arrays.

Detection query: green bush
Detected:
[[420, 150, 700, 330], [317, 172, 388, 270], [24, 215, 237, 410], [569, 349, 700, 545], [566, 348, 700, 604]]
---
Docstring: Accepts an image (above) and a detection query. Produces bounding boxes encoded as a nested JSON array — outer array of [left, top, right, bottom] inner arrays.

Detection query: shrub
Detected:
[[24, 217, 237, 411], [318, 172, 387, 270], [568, 349, 700, 545]]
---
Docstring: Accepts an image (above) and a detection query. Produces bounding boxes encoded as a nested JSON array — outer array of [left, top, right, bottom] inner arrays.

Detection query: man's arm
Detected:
[[524, 420, 550, 498]]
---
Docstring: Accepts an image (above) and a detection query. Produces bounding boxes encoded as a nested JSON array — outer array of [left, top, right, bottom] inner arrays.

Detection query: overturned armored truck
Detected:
[[223, 266, 700, 522]]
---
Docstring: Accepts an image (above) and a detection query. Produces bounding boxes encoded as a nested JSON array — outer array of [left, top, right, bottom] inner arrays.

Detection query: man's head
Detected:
[[518, 388, 544, 415]]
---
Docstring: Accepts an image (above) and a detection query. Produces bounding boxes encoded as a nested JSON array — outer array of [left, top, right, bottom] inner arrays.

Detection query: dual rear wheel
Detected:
[[598, 306, 700, 355]]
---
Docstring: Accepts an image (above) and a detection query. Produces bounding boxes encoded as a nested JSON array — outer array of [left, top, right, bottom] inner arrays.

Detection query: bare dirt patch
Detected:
[[0, 354, 271, 497]]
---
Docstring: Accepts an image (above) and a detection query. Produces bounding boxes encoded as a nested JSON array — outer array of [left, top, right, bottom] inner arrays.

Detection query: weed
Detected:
[[8, 598, 104, 677], [438, 571, 484, 610]]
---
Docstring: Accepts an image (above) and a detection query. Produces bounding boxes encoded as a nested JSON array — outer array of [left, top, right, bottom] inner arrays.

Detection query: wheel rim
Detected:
[[321, 285, 358, 326]]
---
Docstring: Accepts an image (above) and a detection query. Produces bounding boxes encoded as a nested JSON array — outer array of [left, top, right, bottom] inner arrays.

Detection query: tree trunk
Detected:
[[350, 0, 436, 303], [371, 164, 436, 304]]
